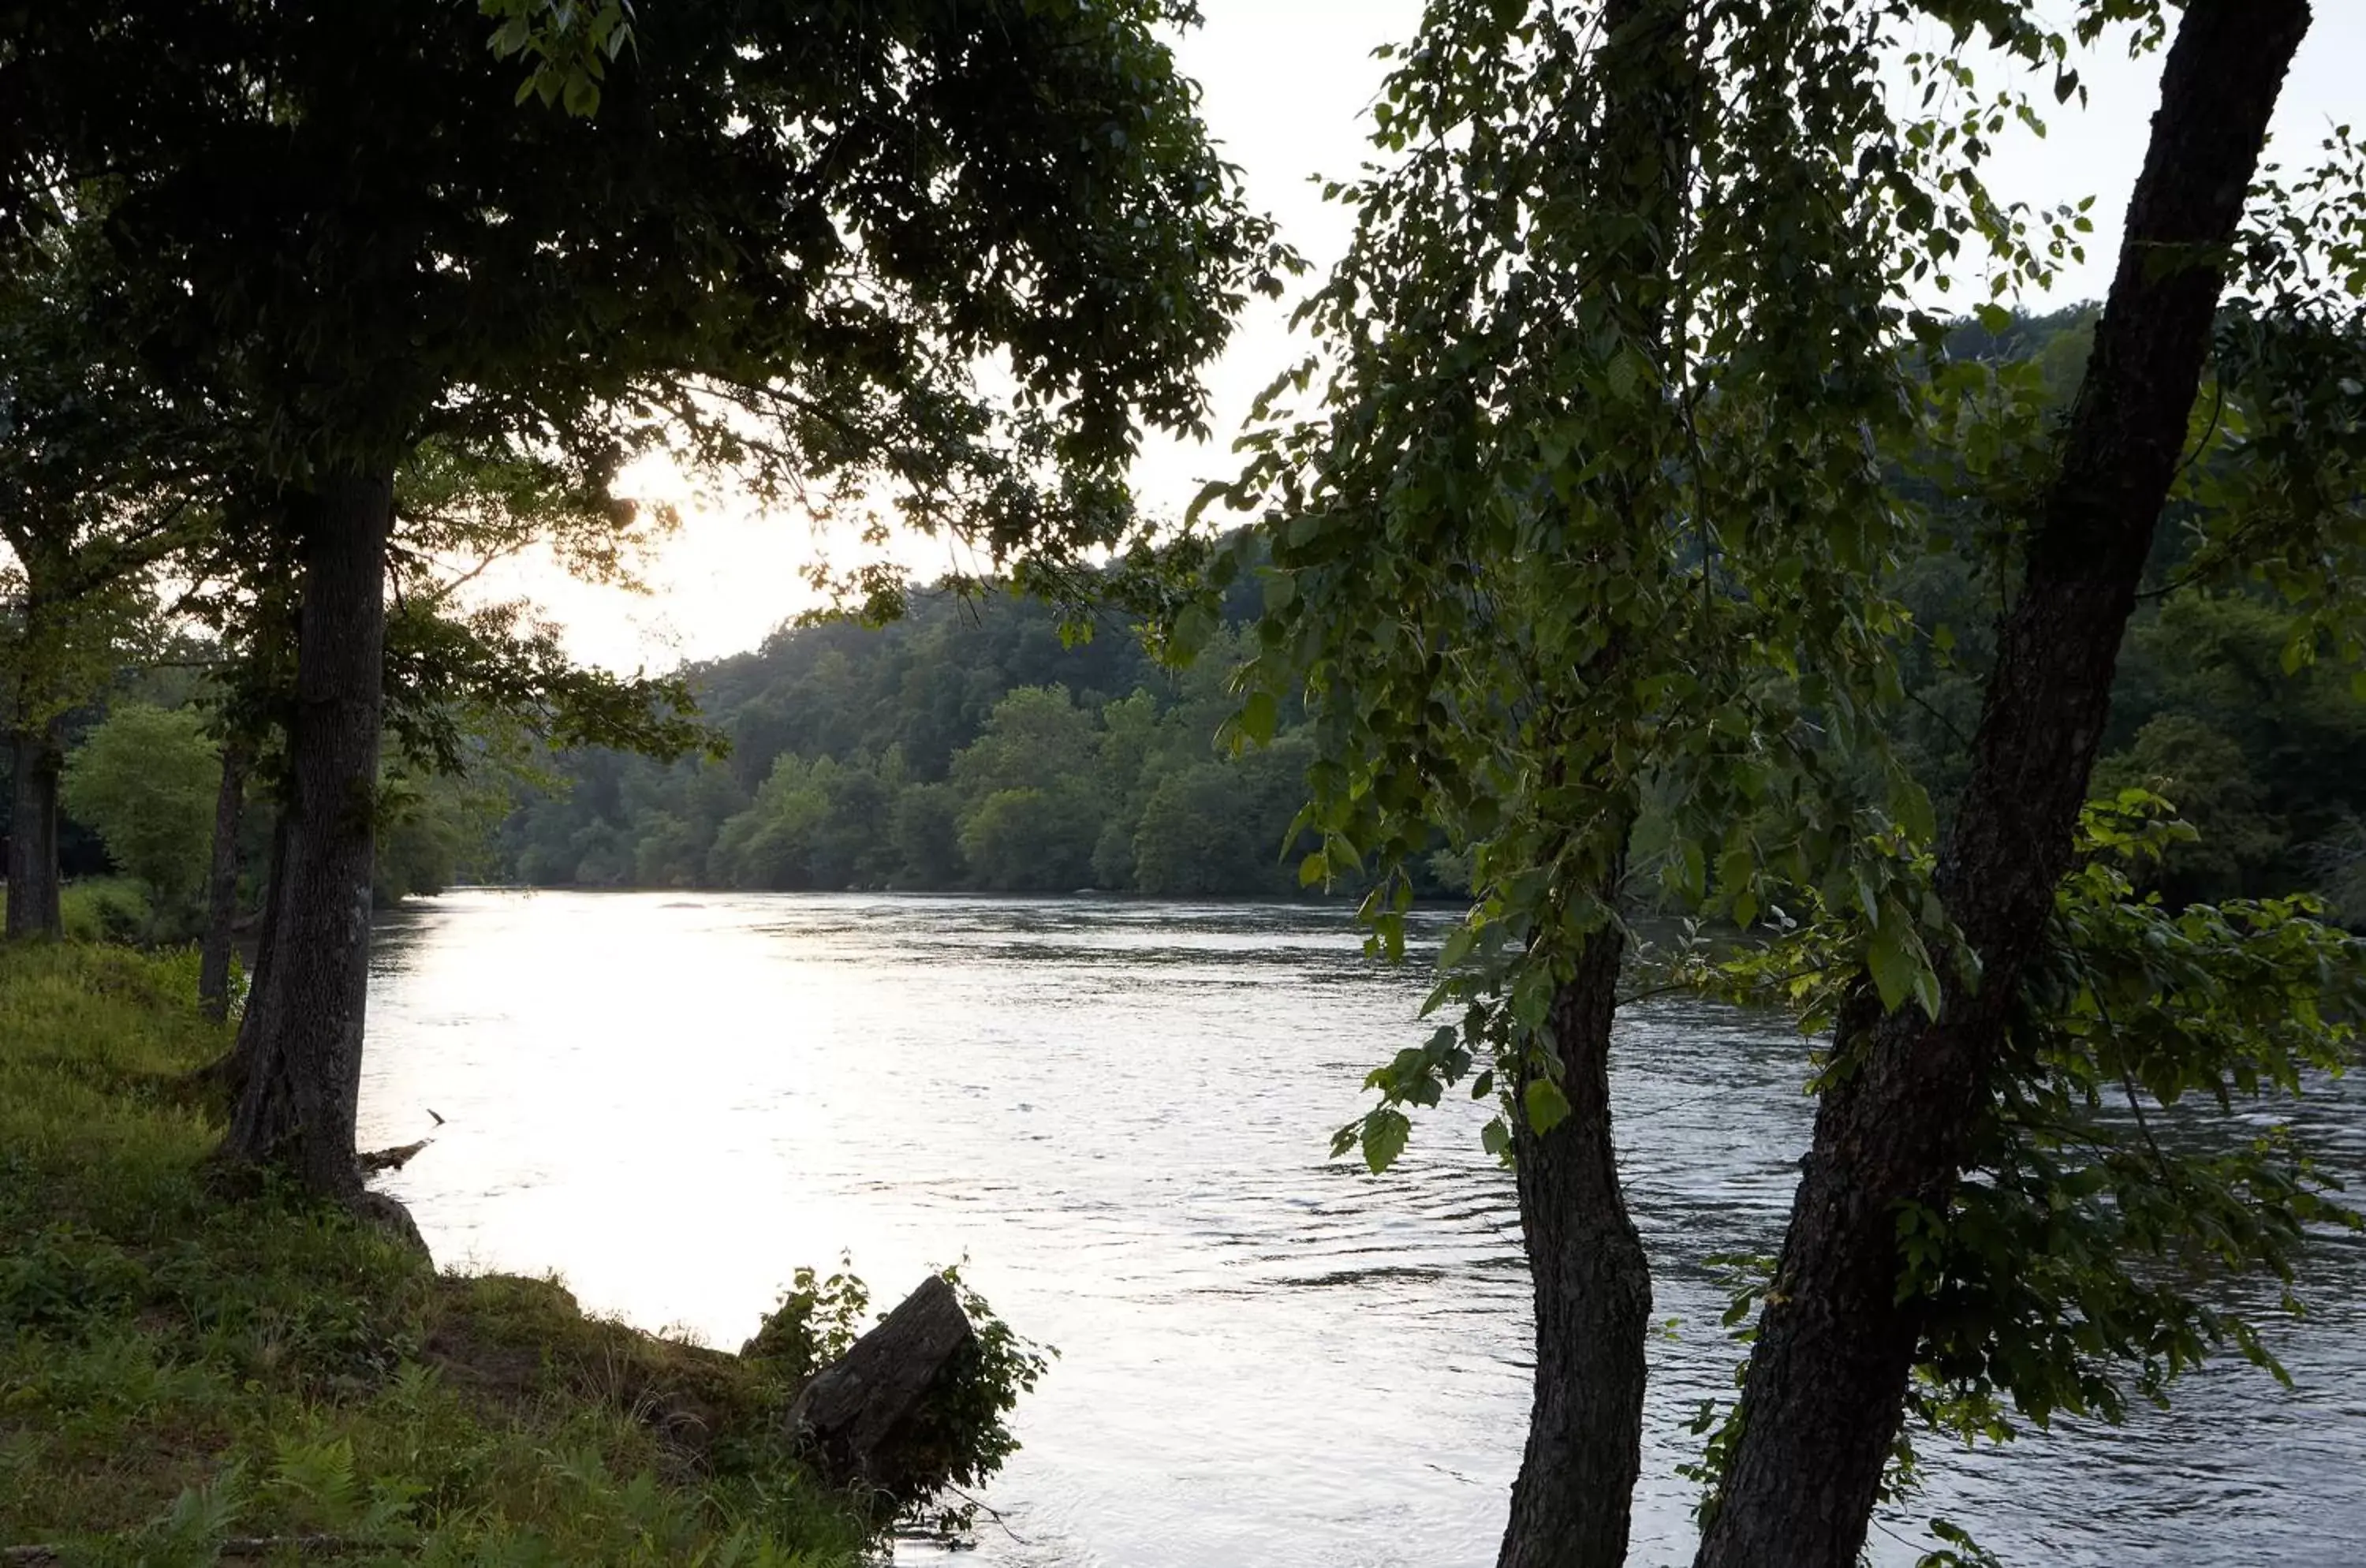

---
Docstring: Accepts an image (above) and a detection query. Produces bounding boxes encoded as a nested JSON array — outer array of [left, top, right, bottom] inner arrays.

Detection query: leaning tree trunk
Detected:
[[1498, 924, 1653, 1568], [221, 470, 394, 1201], [1693, 7, 2311, 1565], [197, 740, 250, 1021], [6, 715, 65, 941]]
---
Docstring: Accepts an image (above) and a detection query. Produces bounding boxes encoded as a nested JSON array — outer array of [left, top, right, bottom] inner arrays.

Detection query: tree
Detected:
[[952, 685, 1107, 887], [59, 702, 218, 918], [194, 732, 249, 1020], [961, 790, 1094, 892], [950, 685, 1105, 805], [2092, 712, 2284, 898], [1694, 5, 2323, 1562], [891, 783, 968, 888], [1132, 764, 1254, 895], [1, 229, 216, 939], [1199, 0, 1993, 1556], [711, 754, 834, 889], [2, 0, 1276, 1200]]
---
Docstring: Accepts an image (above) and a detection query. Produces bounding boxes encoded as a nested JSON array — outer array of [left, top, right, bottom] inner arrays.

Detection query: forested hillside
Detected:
[[13, 326, 2353, 916], [494, 588, 1340, 896]]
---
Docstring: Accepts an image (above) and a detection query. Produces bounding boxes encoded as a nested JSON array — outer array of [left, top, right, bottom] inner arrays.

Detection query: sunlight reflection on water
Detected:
[[360, 890, 2365, 1567]]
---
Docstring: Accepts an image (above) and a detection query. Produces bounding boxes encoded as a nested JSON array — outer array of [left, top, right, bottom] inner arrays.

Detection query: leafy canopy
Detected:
[[2, 0, 1285, 578]]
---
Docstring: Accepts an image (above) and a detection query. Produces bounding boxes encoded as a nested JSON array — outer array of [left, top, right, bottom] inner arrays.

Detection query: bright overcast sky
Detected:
[[513, 1, 2366, 673]]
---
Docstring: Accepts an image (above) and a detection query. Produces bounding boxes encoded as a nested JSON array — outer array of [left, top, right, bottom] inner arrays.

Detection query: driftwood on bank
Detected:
[[786, 1272, 976, 1506]]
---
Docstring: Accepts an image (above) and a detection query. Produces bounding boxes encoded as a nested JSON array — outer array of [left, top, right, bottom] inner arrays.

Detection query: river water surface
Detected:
[[358, 890, 2365, 1566]]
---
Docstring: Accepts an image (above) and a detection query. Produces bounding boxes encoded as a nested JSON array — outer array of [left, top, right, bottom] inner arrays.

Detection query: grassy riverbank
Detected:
[[0, 879, 161, 945], [0, 942, 873, 1566]]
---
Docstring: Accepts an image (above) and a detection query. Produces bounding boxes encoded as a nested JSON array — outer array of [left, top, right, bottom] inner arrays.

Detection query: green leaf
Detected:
[[1607, 345, 1644, 401], [1524, 1077, 1571, 1136], [1867, 913, 1924, 1014], [1239, 690, 1278, 746], [1895, 780, 1937, 846], [1480, 1118, 1512, 1159], [1361, 1108, 1411, 1174], [1170, 602, 1216, 663]]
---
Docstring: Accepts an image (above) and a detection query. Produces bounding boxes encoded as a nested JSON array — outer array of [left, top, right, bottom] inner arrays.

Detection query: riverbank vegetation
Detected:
[[0, 941, 883, 1565], [493, 592, 1337, 897]]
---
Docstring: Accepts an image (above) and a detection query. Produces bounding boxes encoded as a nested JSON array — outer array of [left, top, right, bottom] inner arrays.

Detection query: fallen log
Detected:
[[785, 1272, 976, 1509], [357, 1137, 431, 1173]]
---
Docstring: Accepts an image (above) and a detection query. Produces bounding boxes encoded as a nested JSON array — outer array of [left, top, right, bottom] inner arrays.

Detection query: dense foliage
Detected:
[[492, 587, 1354, 898], [57, 704, 218, 921], [1898, 308, 2366, 920], [1690, 793, 2365, 1509]]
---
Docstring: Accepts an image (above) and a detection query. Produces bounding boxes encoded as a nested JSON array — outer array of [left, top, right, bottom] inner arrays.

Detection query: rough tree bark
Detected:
[[197, 739, 249, 1021], [1500, 924, 1653, 1568], [4, 715, 63, 940], [220, 469, 394, 1201], [1693, 6, 2311, 1564]]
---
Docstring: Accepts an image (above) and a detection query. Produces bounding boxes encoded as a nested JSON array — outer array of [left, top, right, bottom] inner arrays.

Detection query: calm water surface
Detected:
[[359, 890, 2366, 1566]]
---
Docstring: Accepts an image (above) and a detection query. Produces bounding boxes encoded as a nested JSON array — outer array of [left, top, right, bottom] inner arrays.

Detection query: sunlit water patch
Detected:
[[361, 890, 2365, 1566]]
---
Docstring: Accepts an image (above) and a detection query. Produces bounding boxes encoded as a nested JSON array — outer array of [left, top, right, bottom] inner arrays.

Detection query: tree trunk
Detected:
[[198, 740, 250, 1020], [1693, 7, 2311, 1565], [1498, 924, 1652, 1568], [195, 806, 290, 1104], [4, 717, 64, 941], [784, 1272, 977, 1514], [220, 470, 394, 1201]]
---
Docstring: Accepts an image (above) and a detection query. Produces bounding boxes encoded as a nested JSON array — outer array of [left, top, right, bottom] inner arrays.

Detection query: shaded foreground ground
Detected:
[[0, 941, 874, 1566]]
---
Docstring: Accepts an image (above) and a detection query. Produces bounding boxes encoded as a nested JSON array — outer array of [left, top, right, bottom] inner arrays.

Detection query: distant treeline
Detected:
[[494, 591, 1371, 898]]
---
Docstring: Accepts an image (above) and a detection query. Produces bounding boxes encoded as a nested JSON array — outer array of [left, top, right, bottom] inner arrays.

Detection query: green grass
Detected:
[[0, 878, 158, 944], [0, 941, 873, 1566]]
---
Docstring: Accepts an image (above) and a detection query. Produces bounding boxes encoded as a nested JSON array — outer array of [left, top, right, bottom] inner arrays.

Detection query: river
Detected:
[[357, 890, 2366, 1566]]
